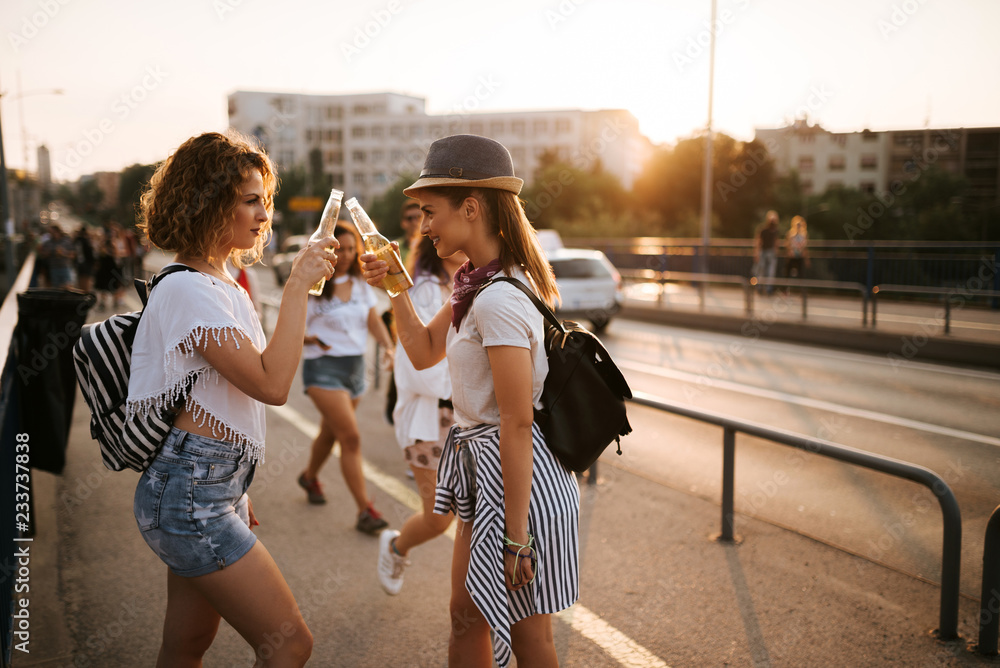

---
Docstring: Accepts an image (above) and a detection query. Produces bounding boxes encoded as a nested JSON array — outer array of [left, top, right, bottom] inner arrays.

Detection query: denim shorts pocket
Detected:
[[134, 467, 168, 532], [191, 456, 242, 484]]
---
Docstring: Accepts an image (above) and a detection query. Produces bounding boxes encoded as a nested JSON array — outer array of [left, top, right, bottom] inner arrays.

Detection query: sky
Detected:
[[2, 0, 998, 182]]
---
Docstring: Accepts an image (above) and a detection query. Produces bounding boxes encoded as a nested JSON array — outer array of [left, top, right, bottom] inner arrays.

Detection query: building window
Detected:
[[798, 156, 815, 172], [830, 134, 846, 147], [470, 122, 484, 135], [512, 120, 525, 136], [305, 129, 313, 141], [328, 151, 343, 165], [390, 149, 403, 162], [828, 155, 846, 171], [353, 104, 370, 115], [375, 172, 387, 185], [332, 173, 344, 187], [371, 126, 384, 139], [372, 150, 384, 162], [533, 119, 548, 135], [556, 118, 571, 133], [861, 154, 878, 170], [353, 172, 367, 186], [490, 121, 504, 135], [352, 150, 366, 162], [326, 106, 343, 120], [511, 147, 526, 163], [351, 126, 366, 139], [331, 129, 342, 142], [409, 124, 423, 139], [390, 125, 403, 138]]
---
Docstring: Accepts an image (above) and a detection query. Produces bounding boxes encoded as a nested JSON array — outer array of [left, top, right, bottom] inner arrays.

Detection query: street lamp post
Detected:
[[0, 85, 64, 290], [699, 0, 718, 276]]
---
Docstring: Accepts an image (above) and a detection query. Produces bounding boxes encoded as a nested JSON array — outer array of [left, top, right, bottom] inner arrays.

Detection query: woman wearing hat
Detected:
[[362, 134, 578, 668]]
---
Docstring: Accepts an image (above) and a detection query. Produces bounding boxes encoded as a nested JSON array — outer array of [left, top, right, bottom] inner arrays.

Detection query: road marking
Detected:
[[269, 403, 670, 668], [617, 358, 1000, 448]]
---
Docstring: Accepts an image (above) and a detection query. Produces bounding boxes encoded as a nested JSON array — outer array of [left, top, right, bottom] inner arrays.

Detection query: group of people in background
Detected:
[[33, 220, 143, 309], [753, 209, 811, 294]]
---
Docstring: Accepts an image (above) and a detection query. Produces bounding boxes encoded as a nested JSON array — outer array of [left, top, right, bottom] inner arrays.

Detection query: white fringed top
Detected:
[[125, 265, 267, 463]]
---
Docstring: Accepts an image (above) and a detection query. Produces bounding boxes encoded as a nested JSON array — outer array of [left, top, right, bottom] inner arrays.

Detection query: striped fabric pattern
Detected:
[[435, 422, 580, 668], [73, 312, 178, 471]]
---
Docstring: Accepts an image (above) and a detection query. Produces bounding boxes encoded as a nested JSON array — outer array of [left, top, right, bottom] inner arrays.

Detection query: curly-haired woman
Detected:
[[128, 131, 337, 666]]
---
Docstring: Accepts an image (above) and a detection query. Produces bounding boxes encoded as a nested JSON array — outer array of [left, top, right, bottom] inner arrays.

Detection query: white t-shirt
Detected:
[[303, 276, 377, 359], [126, 266, 267, 462], [446, 268, 547, 429], [393, 272, 452, 448]]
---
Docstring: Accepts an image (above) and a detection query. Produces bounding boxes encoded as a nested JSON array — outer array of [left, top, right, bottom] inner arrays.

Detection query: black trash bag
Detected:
[[14, 288, 96, 474]]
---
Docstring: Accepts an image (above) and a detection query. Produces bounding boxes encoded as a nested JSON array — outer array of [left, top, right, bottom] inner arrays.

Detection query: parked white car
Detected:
[[548, 247, 623, 333], [271, 234, 310, 285]]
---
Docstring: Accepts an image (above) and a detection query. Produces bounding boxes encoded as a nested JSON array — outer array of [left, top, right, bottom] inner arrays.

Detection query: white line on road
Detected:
[[268, 403, 670, 668], [617, 358, 1000, 448]]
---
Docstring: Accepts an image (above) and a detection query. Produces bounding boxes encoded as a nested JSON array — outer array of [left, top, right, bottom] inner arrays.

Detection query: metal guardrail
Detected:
[[627, 390, 962, 641], [1, 255, 36, 668], [975, 505, 1000, 655], [621, 269, 870, 325], [871, 285, 1000, 334]]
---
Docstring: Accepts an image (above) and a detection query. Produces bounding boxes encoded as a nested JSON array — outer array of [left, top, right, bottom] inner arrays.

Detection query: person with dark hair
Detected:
[[297, 221, 396, 534], [754, 210, 781, 295], [376, 235, 466, 595], [362, 134, 578, 668], [74, 225, 96, 293], [396, 198, 423, 266], [129, 130, 337, 666]]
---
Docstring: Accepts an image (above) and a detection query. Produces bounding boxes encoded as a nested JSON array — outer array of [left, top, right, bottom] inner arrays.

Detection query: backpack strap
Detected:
[[474, 276, 565, 333], [134, 264, 201, 308]]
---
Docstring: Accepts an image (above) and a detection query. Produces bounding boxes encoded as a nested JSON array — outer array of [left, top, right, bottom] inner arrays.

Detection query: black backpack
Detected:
[[475, 277, 632, 472], [72, 265, 199, 471]]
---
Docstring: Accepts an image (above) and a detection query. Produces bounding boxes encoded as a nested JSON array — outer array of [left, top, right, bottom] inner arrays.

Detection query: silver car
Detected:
[[548, 248, 623, 333]]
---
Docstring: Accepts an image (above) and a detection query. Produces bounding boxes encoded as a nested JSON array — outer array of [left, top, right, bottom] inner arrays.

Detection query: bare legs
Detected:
[[393, 465, 452, 555], [157, 542, 312, 667], [303, 387, 369, 514]]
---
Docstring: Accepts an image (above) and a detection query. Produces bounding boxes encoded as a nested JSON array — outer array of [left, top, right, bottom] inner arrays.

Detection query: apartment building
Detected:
[[755, 121, 1000, 211], [227, 91, 651, 206]]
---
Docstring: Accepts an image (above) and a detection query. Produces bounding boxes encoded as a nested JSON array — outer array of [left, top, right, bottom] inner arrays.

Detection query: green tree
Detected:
[[117, 163, 157, 226], [521, 150, 628, 235], [272, 166, 308, 237]]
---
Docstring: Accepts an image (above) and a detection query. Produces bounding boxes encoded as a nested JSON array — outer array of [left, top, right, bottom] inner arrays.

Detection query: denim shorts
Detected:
[[302, 354, 366, 398], [134, 428, 257, 578]]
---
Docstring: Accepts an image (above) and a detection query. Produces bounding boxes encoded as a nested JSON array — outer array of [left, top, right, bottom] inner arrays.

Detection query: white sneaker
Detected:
[[377, 529, 409, 595]]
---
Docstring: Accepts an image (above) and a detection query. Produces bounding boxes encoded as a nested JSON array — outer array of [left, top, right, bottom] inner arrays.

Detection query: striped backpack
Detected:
[[72, 265, 199, 471]]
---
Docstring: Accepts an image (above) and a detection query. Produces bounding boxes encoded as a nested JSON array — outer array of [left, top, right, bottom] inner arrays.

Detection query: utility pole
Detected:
[[699, 0, 718, 275]]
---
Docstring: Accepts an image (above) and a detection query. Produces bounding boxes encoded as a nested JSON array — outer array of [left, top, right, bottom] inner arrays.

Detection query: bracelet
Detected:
[[503, 532, 537, 586]]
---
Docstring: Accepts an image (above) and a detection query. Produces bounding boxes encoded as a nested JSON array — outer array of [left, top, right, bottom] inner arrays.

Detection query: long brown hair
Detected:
[[138, 131, 276, 269], [318, 222, 363, 299], [421, 186, 559, 308]]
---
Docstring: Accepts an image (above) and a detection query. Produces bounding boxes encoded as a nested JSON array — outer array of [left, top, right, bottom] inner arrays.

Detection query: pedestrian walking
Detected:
[[362, 134, 579, 668], [297, 221, 396, 535], [128, 131, 337, 666], [95, 223, 127, 310], [785, 214, 810, 280], [74, 225, 96, 293], [754, 210, 780, 294], [376, 235, 466, 595], [39, 224, 76, 288]]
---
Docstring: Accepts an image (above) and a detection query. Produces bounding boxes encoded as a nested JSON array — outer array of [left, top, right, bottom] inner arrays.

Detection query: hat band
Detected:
[[418, 166, 511, 181]]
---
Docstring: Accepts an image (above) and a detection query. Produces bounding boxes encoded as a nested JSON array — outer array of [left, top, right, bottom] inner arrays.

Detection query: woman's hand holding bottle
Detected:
[[289, 236, 340, 292]]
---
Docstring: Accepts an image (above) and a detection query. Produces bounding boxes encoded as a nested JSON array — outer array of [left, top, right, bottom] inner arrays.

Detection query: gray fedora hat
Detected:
[[403, 134, 523, 197]]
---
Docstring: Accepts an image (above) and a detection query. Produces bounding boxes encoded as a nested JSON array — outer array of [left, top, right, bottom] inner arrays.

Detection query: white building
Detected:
[[37, 145, 52, 192], [755, 121, 890, 195], [227, 91, 651, 205]]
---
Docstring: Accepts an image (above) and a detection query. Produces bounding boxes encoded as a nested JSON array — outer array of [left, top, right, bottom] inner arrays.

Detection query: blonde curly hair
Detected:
[[138, 131, 277, 269]]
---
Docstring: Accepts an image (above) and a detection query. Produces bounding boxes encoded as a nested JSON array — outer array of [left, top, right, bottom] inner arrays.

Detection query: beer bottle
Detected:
[[307, 189, 344, 296], [345, 197, 413, 297]]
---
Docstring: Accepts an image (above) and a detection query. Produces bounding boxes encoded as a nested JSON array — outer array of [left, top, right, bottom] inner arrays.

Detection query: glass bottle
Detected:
[[345, 197, 413, 297], [307, 189, 344, 296]]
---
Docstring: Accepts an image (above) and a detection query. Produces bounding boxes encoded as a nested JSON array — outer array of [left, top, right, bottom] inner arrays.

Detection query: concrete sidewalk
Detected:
[[15, 295, 996, 666]]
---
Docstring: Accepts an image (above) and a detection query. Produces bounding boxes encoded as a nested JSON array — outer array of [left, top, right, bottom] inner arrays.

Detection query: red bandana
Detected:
[[450, 259, 501, 330]]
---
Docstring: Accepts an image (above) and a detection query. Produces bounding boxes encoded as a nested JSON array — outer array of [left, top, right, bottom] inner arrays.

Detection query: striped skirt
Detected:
[[434, 422, 580, 668]]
